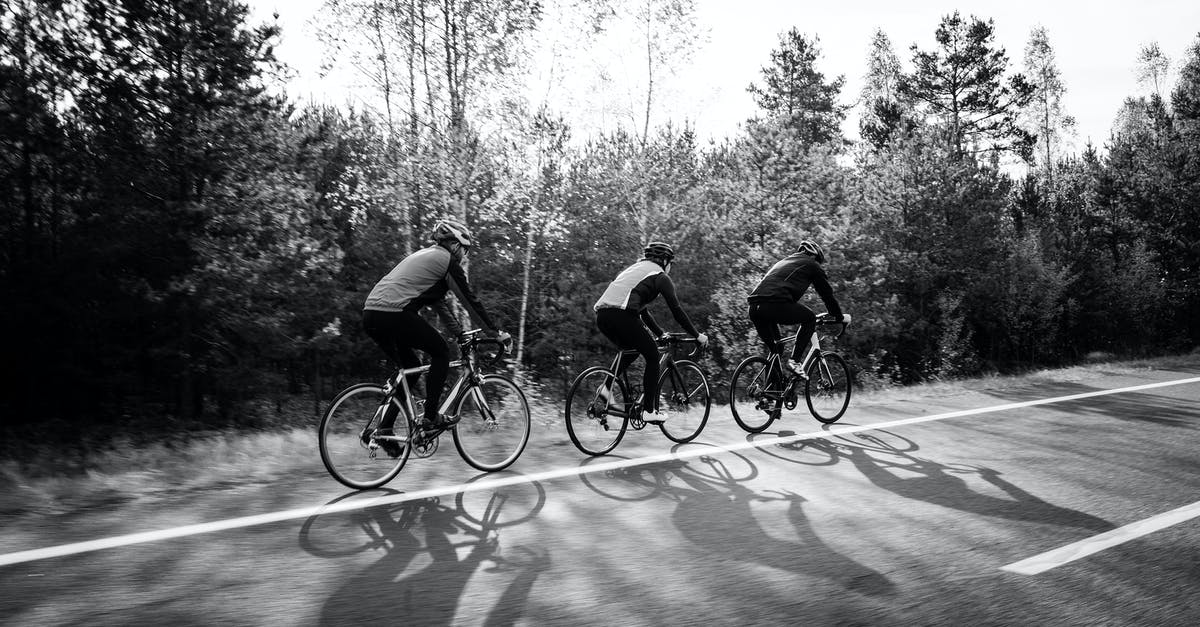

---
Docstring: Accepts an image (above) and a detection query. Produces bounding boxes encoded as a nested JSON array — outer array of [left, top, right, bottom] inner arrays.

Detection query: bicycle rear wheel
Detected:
[[806, 352, 852, 423], [729, 355, 781, 433], [319, 383, 410, 489], [565, 366, 629, 455], [452, 374, 531, 472], [657, 360, 711, 443]]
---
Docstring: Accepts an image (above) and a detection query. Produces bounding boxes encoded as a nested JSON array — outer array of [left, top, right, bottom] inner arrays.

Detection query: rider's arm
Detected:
[[653, 274, 700, 337], [639, 309, 666, 338], [446, 259, 499, 332], [431, 298, 464, 336], [811, 266, 843, 319]]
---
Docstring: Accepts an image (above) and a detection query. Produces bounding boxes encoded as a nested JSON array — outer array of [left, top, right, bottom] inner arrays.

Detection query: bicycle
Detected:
[[729, 313, 853, 432], [319, 329, 531, 489], [564, 332, 711, 456]]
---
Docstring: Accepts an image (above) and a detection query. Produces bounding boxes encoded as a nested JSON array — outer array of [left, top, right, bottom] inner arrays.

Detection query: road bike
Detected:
[[319, 329, 531, 489], [564, 332, 711, 456], [729, 313, 852, 432]]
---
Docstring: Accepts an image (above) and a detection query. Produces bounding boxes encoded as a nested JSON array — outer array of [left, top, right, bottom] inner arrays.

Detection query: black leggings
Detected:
[[749, 301, 816, 363], [595, 308, 659, 413], [362, 308, 448, 424]]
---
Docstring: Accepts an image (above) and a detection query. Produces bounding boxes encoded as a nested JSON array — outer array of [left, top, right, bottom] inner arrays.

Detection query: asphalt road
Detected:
[[2, 362, 1199, 626]]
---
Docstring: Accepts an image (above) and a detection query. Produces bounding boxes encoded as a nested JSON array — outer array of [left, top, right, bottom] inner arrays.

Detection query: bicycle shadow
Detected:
[[300, 476, 549, 626], [579, 451, 894, 597], [766, 430, 1113, 532]]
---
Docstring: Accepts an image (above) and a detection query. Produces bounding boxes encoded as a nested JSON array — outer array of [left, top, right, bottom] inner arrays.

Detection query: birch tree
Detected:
[[1021, 26, 1076, 187], [859, 28, 913, 149]]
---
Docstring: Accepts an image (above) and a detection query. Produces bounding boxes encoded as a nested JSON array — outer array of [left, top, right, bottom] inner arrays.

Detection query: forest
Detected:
[[2, 0, 1199, 448]]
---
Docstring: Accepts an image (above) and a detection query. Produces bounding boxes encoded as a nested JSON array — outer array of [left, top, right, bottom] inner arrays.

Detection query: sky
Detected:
[[247, 0, 1200, 152]]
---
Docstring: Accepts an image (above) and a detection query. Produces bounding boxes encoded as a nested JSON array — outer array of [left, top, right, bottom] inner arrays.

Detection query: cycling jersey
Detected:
[[364, 244, 496, 334], [594, 260, 699, 336], [748, 252, 843, 317]]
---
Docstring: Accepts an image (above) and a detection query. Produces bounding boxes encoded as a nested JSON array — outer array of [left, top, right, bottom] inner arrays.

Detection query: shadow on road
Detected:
[[765, 429, 1114, 531], [579, 449, 895, 597], [299, 474, 548, 626]]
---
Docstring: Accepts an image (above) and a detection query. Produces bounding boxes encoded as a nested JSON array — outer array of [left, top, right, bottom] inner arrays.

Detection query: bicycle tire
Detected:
[[657, 360, 711, 443], [565, 366, 629, 456], [452, 374, 531, 472], [806, 351, 852, 423], [729, 355, 780, 433], [319, 383, 410, 489]]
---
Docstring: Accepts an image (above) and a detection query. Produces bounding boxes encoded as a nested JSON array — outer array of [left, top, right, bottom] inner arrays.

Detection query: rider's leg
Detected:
[[750, 301, 814, 377], [749, 302, 784, 355], [394, 312, 450, 424], [363, 309, 421, 429], [596, 308, 659, 413], [787, 304, 817, 371], [749, 303, 786, 385]]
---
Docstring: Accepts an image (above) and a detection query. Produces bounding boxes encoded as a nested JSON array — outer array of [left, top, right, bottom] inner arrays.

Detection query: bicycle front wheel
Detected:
[[657, 360, 711, 443], [565, 366, 629, 456], [729, 355, 780, 433], [806, 352, 852, 423], [319, 383, 410, 489], [452, 374, 531, 472]]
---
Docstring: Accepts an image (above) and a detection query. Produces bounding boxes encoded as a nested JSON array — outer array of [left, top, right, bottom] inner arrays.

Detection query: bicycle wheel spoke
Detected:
[[805, 353, 852, 423], [730, 356, 779, 433], [565, 367, 628, 455], [453, 375, 530, 472], [319, 384, 410, 489], [659, 361, 710, 443]]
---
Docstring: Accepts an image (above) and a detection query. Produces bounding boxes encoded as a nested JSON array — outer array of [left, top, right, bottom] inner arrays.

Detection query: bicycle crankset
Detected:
[[413, 431, 440, 458], [784, 391, 799, 410]]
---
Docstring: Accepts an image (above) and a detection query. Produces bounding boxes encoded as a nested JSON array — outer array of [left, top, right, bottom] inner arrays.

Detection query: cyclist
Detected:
[[593, 241, 708, 424], [362, 217, 508, 448], [747, 239, 843, 380]]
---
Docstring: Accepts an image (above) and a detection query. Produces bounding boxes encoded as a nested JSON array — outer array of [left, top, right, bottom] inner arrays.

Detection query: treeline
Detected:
[[2, 1, 1198, 440]]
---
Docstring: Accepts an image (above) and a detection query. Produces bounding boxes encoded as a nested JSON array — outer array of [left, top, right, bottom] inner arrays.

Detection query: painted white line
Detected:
[[2, 375, 1199, 568], [1001, 501, 1200, 575]]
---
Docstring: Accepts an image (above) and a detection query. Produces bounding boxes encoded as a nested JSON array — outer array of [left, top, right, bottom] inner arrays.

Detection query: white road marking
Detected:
[[2, 375, 1199, 568], [1001, 501, 1200, 575]]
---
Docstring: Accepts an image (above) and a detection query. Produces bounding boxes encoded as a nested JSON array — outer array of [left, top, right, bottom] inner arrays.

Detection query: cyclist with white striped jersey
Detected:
[[593, 242, 708, 424]]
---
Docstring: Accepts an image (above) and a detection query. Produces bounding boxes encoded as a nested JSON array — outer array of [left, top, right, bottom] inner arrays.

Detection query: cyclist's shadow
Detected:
[[669, 460, 894, 597], [304, 483, 549, 626], [795, 433, 1114, 531], [585, 453, 893, 597]]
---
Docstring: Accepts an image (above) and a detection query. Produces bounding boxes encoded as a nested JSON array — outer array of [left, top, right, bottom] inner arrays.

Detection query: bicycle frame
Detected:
[[602, 336, 693, 420], [773, 315, 852, 370], [382, 335, 490, 431]]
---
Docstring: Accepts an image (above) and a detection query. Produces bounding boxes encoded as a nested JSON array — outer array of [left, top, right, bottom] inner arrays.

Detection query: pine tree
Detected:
[[748, 28, 847, 147], [901, 12, 1036, 160]]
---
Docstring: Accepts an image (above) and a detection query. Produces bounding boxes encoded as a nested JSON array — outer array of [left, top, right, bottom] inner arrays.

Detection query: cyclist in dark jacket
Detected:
[[363, 217, 508, 438], [747, 239, 843, 378], [594, 242, 708, 424]]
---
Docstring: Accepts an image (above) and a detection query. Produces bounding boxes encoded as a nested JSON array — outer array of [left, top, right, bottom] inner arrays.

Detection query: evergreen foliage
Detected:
[[2, 3, 1196, 445]]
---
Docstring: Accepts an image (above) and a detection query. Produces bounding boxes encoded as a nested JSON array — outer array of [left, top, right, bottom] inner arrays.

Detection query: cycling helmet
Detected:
[[797, 239, 825, 263], [433, 217, 473, 247], [643, 241, 675, 262]]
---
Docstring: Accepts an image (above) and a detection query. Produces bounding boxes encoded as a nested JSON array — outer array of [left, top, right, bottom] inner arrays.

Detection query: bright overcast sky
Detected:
[[249, 0, 1200, 152]]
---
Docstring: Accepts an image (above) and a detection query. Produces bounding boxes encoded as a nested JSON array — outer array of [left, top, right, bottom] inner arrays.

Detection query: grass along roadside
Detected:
[[1, 353, 1197, 518]]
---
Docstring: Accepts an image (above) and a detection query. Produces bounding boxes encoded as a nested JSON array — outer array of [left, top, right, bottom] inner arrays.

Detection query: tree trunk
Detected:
[[407, 0, 421, 254], [642, 5, 653, 146], [515, 219, 537, 379]]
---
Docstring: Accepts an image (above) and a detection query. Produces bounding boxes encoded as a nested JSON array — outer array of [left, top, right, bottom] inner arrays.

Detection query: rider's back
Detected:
[[748, 253, 827, 304]]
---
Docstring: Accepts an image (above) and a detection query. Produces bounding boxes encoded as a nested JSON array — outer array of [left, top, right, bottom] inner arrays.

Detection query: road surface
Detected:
[[2, 362, 1199, 625]]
